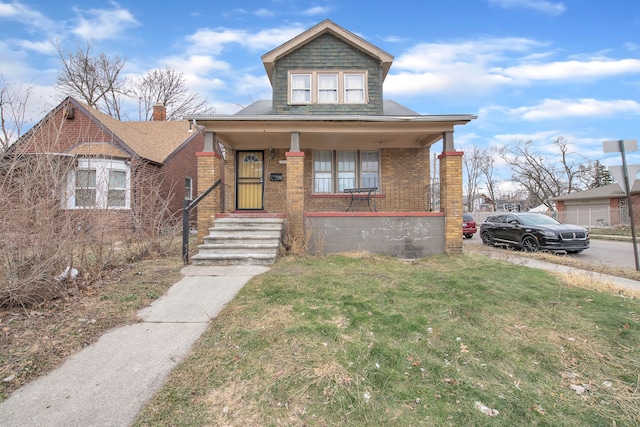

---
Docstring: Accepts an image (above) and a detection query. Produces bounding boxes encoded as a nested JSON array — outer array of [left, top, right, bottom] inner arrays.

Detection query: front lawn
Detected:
[[136, 253, 639, 426]]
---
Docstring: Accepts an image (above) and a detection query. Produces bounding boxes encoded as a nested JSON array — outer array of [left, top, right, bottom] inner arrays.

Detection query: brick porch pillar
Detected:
[[196, 150, 221, 244], [286, 151, 305, 254], [439, 131, 464, 255]]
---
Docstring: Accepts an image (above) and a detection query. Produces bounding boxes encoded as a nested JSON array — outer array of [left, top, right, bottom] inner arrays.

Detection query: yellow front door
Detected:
[[236, 151, 264, 210]]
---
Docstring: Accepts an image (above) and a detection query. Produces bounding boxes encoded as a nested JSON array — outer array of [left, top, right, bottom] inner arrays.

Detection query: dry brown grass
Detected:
[[0, 255, 183, 400]]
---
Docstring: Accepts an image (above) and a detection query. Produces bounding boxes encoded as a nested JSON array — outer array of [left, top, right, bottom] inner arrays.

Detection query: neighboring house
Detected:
[[7, 96, 203, 235], [553, 182, 640, 227], [471, 194, 496, 212], [188, 20, 475, 258]]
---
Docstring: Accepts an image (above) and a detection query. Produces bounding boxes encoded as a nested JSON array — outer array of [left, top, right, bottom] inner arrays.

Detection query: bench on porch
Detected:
[[344, 187, 378, 212]]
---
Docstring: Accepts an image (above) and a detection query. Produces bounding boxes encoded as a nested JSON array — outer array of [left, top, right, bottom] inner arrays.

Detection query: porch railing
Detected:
[[305, 177, 439, 212], [182, 179, 222, 264]]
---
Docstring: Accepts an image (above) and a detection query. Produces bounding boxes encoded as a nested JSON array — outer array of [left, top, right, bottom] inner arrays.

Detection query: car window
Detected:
[[505, 215, 519, 224], [518, 214, 560, 226], [463, 214, 473, 222]]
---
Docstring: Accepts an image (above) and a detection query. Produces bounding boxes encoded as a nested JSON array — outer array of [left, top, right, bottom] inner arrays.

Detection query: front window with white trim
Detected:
[[67, 159, 130, 209], [313, 150, 379, 193]]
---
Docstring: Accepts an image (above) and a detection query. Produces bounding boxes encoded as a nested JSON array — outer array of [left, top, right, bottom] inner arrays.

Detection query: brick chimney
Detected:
[[152, 103, 166, 121]]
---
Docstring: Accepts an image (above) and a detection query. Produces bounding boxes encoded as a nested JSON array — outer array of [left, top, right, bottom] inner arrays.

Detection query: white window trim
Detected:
[[313, 150, 380, 194], [65, 158, 131, 209], [289, 70, 368, 105]]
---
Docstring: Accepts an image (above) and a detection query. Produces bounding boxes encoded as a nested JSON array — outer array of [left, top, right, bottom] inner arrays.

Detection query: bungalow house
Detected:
[[6, 96, 204, 235], [552, 181, 640, 227], [187, 20, 475, 263]]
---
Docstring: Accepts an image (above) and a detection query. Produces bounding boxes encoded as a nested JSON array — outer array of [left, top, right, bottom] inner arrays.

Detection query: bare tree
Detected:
[[0, 77, 32, 153], [500, 137, 586, 210], [462, 145, 486, 211], [133, 66, 215, 121], [54, 39, 128, 119], [479, 146, 499, 211]]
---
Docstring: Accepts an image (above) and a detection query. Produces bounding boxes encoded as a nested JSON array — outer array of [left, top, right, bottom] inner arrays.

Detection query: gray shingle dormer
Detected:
[[261, 20, 394, 116]]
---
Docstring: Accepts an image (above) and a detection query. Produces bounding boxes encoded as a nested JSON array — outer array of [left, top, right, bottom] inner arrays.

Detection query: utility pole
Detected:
[[603, 139, 639, 271]]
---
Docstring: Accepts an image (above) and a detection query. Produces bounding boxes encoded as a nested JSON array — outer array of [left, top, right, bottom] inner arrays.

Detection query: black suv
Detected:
[[480, 212, 589, 253]]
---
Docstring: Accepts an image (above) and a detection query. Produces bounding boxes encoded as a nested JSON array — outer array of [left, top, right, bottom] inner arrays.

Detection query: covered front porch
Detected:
[[189, 114, 471, 260]]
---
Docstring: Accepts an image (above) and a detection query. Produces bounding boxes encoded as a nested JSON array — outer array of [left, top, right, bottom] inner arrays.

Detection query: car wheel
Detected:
[[464, 234, 471, 239], [521, 236, 539, 252], [481, 231, 494, 246], [567, 250, 583, 254]]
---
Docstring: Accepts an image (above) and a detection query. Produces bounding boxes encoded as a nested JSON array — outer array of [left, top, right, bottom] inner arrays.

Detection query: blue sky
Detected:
[[2, 0, 640, 186]]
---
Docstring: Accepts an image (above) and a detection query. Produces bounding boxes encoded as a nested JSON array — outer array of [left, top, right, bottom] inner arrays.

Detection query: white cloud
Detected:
[[488, 0, 566, 16], [385, 36, 640, 98], [382, 35, 409, 43], [234, 73, 271, 97], [254, 8, 275, 17], [498, 58, 640, 82], [71, 3, 139, 41], [385, 37, 546, 96], [0, 0, 58, 33], [301, 6, 331, 16], [186, 24, 306, 54], [14, 39, 54, 55], [511, 98, 640, 121]]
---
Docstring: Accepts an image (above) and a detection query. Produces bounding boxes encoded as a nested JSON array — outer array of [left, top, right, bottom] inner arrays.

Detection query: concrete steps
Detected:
[[191, 217, 284, 266]]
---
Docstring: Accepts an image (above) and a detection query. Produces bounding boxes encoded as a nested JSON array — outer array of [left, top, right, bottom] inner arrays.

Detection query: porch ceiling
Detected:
[[189, 116, 476, 151]]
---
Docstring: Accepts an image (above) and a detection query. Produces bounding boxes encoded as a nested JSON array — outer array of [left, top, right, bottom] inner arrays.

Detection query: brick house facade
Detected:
[[188, 20, 475, 257], [10, 96, 204, 235]]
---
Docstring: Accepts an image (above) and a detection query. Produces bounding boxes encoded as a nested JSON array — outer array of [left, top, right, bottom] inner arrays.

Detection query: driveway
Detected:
[[464, 235, 639, 270]]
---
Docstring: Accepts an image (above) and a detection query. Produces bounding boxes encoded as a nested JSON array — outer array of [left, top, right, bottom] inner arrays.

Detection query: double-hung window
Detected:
[[67, 159, 130, 209], [289, 71, 367, 104], [107, 169, 127, 207], [318, 74, 338, 103], [75, 169, 97, 207], [291, 74, 311, 103], [344, 73, 365, 103], [313, 150, 379, 194]]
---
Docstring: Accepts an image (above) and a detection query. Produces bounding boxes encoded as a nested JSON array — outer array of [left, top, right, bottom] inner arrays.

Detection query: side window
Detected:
[[185, 177, 193, 201], [107, 170, 127, 207], [75, 169, 97, 207]]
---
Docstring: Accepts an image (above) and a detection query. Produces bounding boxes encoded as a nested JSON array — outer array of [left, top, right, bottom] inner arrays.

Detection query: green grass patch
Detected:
[[135, 253, 640, 426]]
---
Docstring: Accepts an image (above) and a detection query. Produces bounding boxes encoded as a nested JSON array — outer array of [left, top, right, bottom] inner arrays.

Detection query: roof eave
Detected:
[[186, 114, 477, 124]]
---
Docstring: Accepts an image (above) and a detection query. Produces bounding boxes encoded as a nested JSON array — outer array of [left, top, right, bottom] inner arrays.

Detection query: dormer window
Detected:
[[318, 74, 338, 103], [345, 73, 365, 103], [289, 71, 367, 105], [291, 74, 311, 103]]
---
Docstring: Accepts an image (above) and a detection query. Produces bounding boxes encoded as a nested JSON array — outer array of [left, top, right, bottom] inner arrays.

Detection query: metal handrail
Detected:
[[182, 179, 222, 264]]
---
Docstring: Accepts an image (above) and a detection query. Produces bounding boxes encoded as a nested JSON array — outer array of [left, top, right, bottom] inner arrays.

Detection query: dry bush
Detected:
[[0, 150, 184, 308]]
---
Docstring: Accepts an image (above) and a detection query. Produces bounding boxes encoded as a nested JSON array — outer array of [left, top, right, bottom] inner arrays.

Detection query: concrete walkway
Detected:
[[0, 265, 269, 427]]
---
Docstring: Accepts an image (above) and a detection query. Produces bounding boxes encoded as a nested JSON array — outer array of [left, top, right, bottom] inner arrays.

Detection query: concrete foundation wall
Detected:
[[306, 214, 445, 259]]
